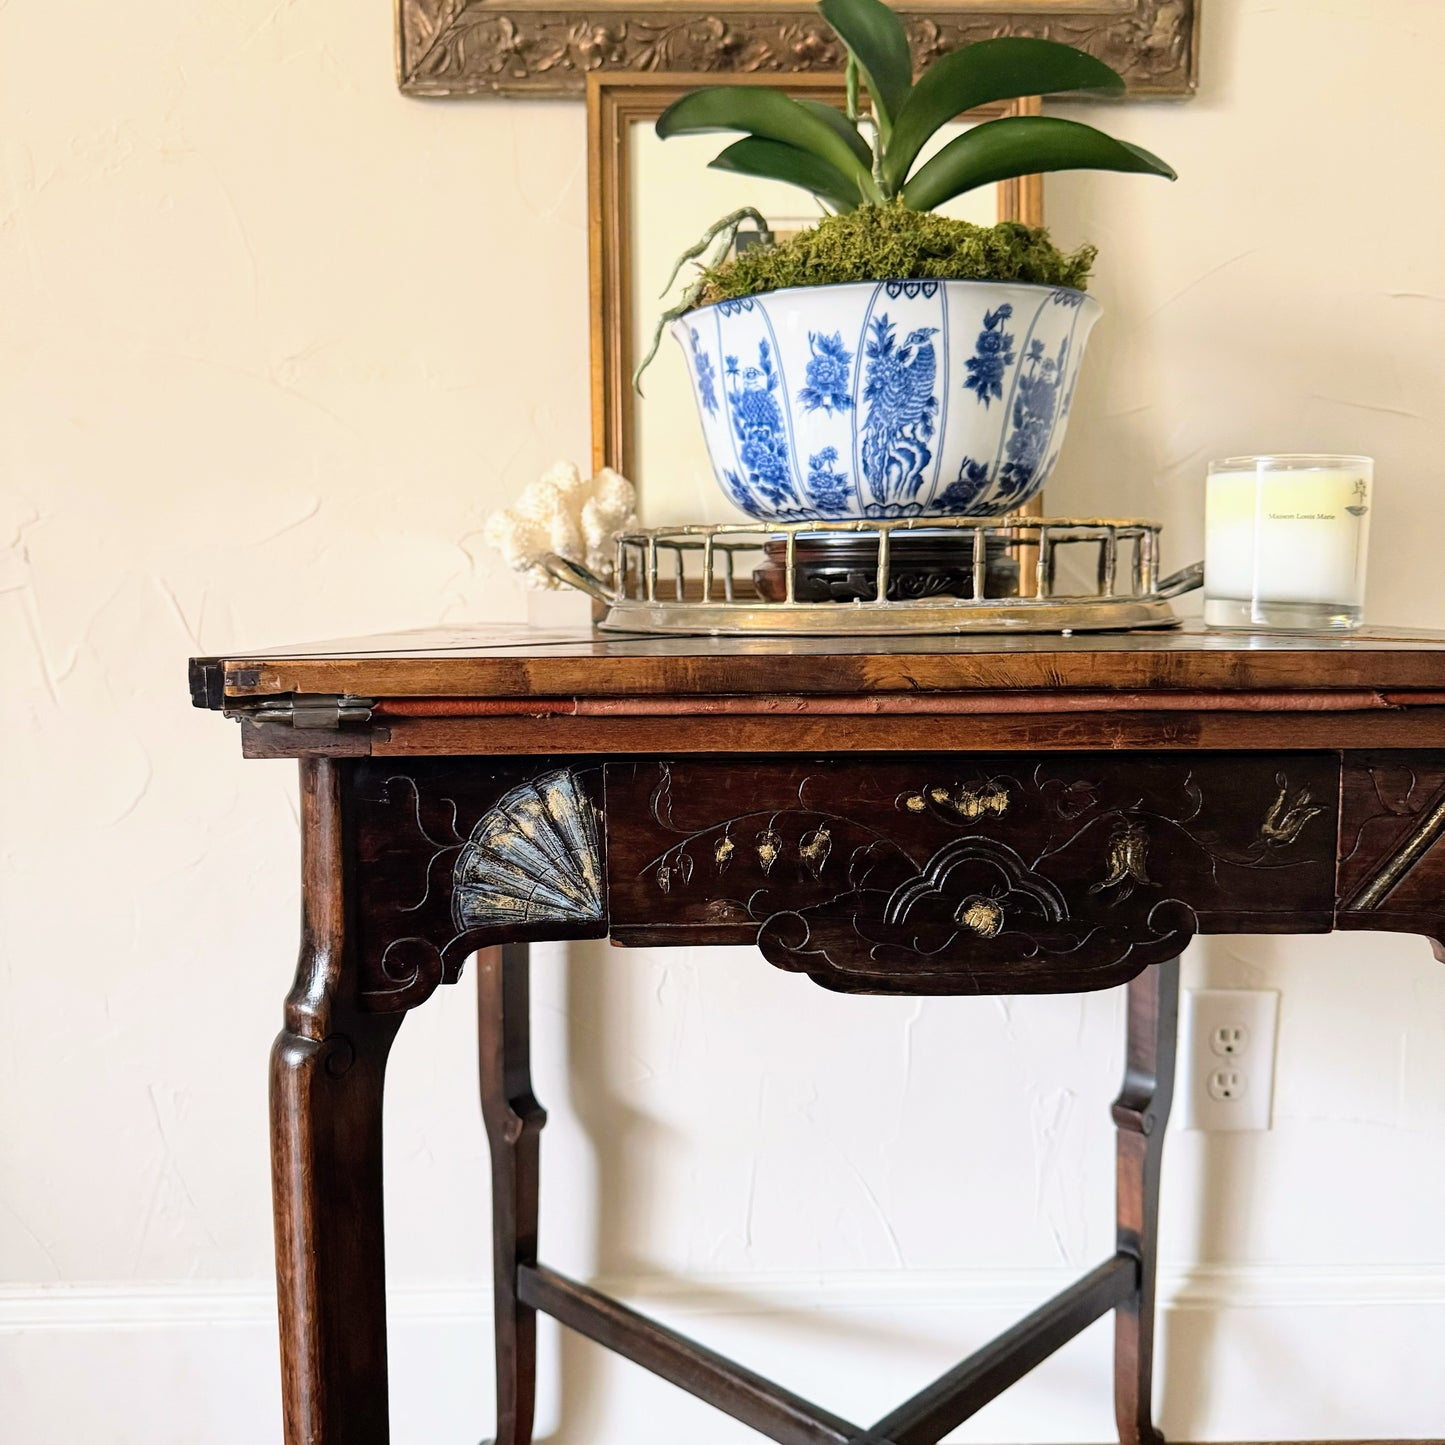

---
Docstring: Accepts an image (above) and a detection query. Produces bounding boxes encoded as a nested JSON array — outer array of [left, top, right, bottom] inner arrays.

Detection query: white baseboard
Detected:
[[6, 1261, 1443, 1329], [3, 1266, 1443, 1444]]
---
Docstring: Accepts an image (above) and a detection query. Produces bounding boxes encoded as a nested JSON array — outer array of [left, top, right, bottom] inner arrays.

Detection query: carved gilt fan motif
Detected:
[[453, 770, 605, 929]]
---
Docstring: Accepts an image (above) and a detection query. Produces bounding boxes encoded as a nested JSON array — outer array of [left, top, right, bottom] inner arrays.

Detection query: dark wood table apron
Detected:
[[190, 623, 1445, 1445]]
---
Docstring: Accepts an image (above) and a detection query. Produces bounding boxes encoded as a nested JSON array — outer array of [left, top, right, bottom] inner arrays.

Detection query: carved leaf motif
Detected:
[[403, 0, 469, 55], [799, 826, 832, 878]]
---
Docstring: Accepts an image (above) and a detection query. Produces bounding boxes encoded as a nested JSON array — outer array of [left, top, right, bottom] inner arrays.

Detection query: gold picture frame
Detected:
[[397, 1, 1198, 99], [587, 71, 1042, 487]]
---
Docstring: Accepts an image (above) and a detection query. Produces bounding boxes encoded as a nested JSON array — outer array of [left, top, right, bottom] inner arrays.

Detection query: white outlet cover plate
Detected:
[[1180, 988, 1280, 1132]]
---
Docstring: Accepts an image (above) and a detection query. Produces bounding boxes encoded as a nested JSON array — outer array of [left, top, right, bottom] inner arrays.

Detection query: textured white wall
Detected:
[[3, 1, 1445, 1442]]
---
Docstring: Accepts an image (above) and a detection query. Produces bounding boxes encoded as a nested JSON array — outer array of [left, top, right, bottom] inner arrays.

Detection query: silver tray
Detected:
[[545, 517, 1203, 637]]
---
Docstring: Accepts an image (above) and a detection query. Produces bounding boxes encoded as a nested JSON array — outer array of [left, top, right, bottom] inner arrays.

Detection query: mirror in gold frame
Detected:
[[587, 73, 1044, 526]]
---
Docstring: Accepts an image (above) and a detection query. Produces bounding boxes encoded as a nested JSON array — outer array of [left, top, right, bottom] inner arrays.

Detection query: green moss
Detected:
[[695, 205, 1097, 306]]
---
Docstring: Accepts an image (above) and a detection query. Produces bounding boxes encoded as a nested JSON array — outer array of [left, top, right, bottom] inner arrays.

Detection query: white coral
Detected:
[[484, 462, 637, 590]]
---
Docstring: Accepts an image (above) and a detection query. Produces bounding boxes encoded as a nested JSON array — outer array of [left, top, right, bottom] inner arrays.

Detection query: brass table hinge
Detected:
[[234, 694, 375, 730]]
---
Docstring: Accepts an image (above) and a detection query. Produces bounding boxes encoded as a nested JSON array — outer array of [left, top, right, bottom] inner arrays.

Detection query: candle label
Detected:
[[1263, 478, 1370, 523], [1205, 468, 1371, 607]]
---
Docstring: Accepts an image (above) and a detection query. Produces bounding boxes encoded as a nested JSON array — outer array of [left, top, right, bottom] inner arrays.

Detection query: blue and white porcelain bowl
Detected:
[[671, 279, 1102, 521]]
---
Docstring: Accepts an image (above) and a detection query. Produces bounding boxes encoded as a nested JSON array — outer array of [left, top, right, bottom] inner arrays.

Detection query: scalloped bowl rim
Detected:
[[678, 277, 1102, 319]]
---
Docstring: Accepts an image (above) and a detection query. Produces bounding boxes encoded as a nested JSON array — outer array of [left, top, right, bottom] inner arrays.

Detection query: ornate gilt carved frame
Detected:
[[396, 1, 1198, 99], [587, 72, 1041, 479]]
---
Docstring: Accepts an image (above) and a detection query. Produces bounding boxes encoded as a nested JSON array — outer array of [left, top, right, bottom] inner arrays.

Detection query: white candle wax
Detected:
[[1205, 461, 1370, 624]]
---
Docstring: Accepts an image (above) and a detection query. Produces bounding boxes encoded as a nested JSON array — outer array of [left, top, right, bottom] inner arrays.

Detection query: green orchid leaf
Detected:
[[902, 115, 1175, 212], [885, 38, 1127, 190], [818, 0, 914, 136], [795, 97, 874, 169], [656, 86, 880, 200], [709, 138, 864, 213]]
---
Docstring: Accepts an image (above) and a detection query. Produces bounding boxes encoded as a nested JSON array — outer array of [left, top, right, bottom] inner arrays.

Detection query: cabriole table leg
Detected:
[[1112, 957, 1180, 1445], [270, 758, 403, 1445]]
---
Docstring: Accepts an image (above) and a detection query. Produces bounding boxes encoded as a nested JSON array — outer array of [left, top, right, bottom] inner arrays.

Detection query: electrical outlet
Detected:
[[1210, 1023, 1248, 1056], [1206, 1067, 1245, 1102], [1180, 989, 1279, 1131]]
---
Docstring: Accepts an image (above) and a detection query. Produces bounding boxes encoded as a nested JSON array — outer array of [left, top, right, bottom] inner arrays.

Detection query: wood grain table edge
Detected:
[[190, 636, 1445, 707], [238, 709, 1445, 759]]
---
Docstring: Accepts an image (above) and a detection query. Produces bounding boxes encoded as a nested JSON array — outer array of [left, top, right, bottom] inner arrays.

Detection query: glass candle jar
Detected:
[[1203, 454, 1372, 630]]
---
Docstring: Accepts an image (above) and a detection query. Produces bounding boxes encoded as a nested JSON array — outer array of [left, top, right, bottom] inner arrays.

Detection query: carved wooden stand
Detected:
[[194, 623, 1445, 1444]]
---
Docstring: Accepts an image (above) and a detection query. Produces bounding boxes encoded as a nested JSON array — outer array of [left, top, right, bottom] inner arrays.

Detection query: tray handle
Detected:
[[1156, 561, 1204, 599], [541, 553, 617, 604]]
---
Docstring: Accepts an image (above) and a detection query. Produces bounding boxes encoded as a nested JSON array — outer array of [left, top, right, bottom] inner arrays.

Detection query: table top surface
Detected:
[[190, 620, 1445, 706]]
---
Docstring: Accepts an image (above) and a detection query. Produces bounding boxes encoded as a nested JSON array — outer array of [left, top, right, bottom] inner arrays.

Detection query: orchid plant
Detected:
[[636, 0, 1174, 385], [656, 0, 1175, 215]]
